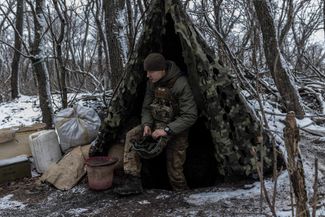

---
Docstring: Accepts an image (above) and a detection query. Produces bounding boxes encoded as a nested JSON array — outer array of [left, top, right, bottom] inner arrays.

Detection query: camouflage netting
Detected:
[[97, 0, 273, 186]]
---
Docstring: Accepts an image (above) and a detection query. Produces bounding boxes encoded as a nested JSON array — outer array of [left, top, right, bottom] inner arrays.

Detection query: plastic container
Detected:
[[86, 156, 118, 190], [29, 130, 62, 173]]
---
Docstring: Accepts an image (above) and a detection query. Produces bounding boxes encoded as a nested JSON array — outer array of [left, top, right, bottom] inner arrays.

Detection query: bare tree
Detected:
[[51, 0, 68, 108], [103, 0, 124, 89], [253, 0, 305, 118], [126, 0, 135, 52], [28, 0, 53, 128], [1, 0, 324, 122], [291, 0, 323, 72], [323, 0, 325, 39], [93, 0, 110, 90], [284, 112, 310, 217], [136, 0, 144, 16], [11, 0, 24, 99], [80, 1, 92, 71], [277, 0, 294, 46]]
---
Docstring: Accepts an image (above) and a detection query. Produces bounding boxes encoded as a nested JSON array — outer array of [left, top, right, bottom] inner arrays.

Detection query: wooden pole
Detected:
[[284, 111, 310, 217]]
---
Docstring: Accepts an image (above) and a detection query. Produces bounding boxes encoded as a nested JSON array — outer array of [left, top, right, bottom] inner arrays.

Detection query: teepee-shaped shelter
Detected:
[[96, 0, 273, 187]]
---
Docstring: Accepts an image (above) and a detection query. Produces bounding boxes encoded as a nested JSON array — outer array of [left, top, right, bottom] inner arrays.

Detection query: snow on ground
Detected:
[[0, 195, 25, 210], [185, 173, 289, 206], [0, 95, 41, 129], [1, 94, 325, 216], [0, 93, 107, 129], [66, 208, 88, 215], [138, 200, 151, 205]]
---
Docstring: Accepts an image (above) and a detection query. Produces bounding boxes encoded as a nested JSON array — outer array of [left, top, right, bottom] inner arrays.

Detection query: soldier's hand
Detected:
[[143, 125, 152, 137], [152, 129, 167, 139]]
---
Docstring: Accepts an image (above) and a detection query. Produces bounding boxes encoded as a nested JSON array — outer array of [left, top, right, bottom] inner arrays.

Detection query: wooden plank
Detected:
[[0, 123, 46, 160], [0, 155, 31, 184]]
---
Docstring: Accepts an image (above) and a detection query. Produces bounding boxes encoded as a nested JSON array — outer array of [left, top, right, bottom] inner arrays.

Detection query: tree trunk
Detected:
[[53, 0, 67, 108], [278, 0, 293, 46], [253, 0, 305, 119], [284, 112, 310, 217], [80, 2, 91, 71], [11, 0, 24, 99], [323, 0, 325, 36], [103, 0, 124, 89], [252, 25, 259, 70], [30, 0, 53, 128], [126, 0, 135, 52], [98, 37, 103, 84], [212, 0, 227, 64], [94, 0, 110, 90], [136, 0, 144, 15]]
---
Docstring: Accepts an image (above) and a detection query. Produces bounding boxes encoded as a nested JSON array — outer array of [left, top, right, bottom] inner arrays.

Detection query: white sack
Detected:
[[54, 104, 101, 152]]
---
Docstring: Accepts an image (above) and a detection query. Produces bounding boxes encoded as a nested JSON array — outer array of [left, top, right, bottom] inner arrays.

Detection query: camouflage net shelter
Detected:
[[97, 0, 273, 188]]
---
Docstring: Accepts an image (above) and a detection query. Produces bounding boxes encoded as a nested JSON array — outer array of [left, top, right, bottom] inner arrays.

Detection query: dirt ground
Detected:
[[0, 179, 274, 217], [0, 132, 324, 217]]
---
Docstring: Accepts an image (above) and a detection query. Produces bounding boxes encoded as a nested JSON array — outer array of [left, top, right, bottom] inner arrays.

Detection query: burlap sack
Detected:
[[40, 145, 90, 190]]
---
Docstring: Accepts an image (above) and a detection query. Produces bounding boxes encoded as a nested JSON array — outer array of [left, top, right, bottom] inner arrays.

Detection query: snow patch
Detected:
[[0, 155, 29, 167], [66, 208, 88, 216], [71, 185, 87, 194], [0, 95, 41, 129], [138, 200, 150, 205], [185, 188, 258, 206], [185, 172, 289, 206], [156, 194, 171, 199], [46, 191, 60, 203], [277, 205, 325, 217], [0, 93, 107, 130], [315, 137, 325, 142], [31, 169, 41, 178], [0, 194, 26, 210]]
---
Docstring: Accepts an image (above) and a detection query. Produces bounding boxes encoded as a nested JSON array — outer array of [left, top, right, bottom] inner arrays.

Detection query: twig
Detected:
[[289, 180, 295, 217], [302, 55, 325, 80], [258, 110, 325, 118], [312, 158, 318, 217], [127, 0, 151, 62], [300, 128, 325, 137], [272, 138, 281, 206], [251, 148, 277, 217], [0, 39, 31, 59]]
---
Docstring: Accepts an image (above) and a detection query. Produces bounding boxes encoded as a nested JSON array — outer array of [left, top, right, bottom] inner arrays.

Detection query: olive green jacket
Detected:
[[141, 61, 197, 134]]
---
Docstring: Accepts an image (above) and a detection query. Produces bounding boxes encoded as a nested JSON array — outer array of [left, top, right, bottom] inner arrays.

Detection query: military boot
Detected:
[[113, 174, 143, 196]]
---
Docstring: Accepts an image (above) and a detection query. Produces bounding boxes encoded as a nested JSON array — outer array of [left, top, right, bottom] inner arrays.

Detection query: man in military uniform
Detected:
[[114, 53, 197, 195]]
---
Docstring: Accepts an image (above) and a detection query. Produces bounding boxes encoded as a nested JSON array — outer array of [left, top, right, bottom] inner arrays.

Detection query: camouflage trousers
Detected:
[[124, 125, 189, 191]]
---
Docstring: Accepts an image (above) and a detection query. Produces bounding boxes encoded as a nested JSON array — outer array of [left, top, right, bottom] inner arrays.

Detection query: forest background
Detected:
[[0, 0, 324, 129]]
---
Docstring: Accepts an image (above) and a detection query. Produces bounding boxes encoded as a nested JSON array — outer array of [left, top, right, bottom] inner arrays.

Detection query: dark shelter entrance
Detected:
[[141, 118, 218, 190], [140, 13, 218, 189], [95, 0, 274, 190]]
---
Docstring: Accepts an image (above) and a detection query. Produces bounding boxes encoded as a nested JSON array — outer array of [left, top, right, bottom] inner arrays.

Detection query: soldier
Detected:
[[114, 53, 197, 195]]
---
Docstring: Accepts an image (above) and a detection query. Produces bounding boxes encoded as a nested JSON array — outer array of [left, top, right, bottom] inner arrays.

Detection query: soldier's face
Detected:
[[147, 70, 166, 83]]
